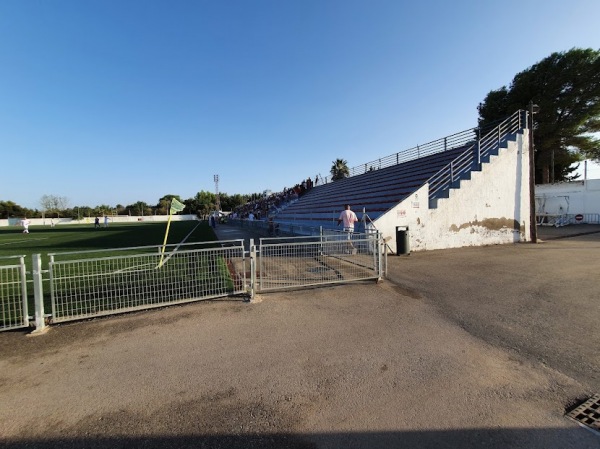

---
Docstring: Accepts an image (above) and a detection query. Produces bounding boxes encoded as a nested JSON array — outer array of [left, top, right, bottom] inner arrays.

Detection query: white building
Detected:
[[535, 179, 600, 226]]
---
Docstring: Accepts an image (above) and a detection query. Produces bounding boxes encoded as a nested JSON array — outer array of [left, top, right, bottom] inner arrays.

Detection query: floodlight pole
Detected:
[[528, 101, 539, 244], [214, 174, 221, 212]]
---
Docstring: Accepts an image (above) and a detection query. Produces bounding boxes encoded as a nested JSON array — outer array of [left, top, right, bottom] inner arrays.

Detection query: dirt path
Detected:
[[2, 226, 599, 448], [1, 275, 597, 448]]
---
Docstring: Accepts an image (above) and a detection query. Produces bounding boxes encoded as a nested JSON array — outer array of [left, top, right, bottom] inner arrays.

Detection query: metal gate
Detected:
[[0, 256, 29, 332], [1, 235, 385, 332], [257, 233, 383, 292]]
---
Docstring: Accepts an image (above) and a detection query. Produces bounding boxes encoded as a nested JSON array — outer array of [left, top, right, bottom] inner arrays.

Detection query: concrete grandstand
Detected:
[[254, 110, 532, 253]]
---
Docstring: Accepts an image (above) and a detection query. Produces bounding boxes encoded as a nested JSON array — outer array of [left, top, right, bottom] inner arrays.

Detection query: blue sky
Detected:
[[1, 0, 600, 210]]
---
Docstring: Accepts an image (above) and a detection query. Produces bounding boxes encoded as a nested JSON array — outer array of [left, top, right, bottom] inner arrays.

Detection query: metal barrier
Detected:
[[320, 127, 479, 184], [256, 233, 383, 292], [48, 240, 246, 323], [1, 235, 386, 331], [0, 256, 29, 332], [537, 213, 600, 227], [567, 213, 600, 225], [428, 110, 526, 201], [319, 227, 379, 240], [233, 218, 323, 237]]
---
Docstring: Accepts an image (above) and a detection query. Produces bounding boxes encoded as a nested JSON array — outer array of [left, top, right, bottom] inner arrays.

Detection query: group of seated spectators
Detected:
[[231, 175, 320, 221]]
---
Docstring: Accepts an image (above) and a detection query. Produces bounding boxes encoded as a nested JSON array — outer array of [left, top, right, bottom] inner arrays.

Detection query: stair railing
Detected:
[[428, 110, 526, 201]]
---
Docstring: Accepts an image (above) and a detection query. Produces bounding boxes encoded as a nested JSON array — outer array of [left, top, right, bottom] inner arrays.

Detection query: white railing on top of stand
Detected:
[[320, 127, 478, 185]]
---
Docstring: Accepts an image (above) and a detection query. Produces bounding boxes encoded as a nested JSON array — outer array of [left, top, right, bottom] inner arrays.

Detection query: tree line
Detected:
[[478, 47, 600, 183], [0, 191, 264, 220]]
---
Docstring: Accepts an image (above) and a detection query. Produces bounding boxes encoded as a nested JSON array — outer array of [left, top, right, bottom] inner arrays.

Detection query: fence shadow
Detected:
[[2, 427, 598, 449]]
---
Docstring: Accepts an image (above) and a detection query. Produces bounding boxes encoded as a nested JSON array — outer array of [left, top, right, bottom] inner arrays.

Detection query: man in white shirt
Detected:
[[337, 204, 358, 253]]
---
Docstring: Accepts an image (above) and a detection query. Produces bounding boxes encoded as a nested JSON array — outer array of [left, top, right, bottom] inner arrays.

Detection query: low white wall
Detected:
[[535, 179, 600, 217], [0, 215, 198, 228], [375, 132, 531, 252]]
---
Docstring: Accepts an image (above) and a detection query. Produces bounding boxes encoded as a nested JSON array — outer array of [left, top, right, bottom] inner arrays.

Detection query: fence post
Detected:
[[379, 237, 385, 280], [249, 239, 257, 300], [383, 236, 388, 278], [30, 253, 47, 334], [19, 256, 29, 328]]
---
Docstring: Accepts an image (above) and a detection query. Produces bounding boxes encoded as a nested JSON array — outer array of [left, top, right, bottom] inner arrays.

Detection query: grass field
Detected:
[[0, 220, 241, 328], [0, 220, 218, 267]]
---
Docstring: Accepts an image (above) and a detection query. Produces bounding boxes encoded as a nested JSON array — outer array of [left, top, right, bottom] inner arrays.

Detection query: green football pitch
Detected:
[[0, 221, 237, 328], [0, 221, 218, 267]]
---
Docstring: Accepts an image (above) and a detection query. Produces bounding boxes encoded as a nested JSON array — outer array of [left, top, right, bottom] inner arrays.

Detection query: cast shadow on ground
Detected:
[[2, 427, 599, 449]]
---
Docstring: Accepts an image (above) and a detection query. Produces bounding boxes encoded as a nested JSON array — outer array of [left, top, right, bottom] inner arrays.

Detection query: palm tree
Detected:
[[330, 158, 350, 181]]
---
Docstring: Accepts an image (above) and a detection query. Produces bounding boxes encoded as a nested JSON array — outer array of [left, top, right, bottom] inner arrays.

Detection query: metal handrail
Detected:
[[320, 110, 526, 191], [363, 213, 394, 254], [321, 127, 478, 184], [428, 110, 526, 200]]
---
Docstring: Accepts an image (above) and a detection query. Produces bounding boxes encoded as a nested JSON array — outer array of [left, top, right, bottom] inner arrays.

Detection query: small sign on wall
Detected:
[[412, 193, 420, 208]]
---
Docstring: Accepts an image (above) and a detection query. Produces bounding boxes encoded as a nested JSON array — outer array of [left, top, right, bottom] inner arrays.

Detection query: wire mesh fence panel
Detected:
[[0, 256, 29, 331], [319, 228, 379, 241], [258, 235, 381, 292], [49, 243, 246, 323]]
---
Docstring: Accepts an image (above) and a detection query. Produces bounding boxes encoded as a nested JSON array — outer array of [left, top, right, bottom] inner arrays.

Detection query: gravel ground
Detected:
[[0, 226, 598, 449]]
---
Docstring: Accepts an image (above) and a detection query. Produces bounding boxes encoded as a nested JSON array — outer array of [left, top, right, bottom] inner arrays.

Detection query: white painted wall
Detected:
[[0, 215, 198, 228], [374, 132, 531, 252], [535, 179, 600, 217]]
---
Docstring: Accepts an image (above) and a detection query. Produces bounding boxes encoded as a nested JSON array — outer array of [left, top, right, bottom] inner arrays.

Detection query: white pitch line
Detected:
[[0, 238, 49, 246], [158, 221, 203, 267]]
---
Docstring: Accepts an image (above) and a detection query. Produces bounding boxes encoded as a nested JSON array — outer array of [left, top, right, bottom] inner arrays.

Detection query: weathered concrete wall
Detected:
[[375, 132, 531, 252], [0, 215, 198, 227]]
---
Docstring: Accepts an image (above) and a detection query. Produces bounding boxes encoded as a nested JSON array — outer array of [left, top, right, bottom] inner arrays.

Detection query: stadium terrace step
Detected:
[[274, 144, 470, 229], [271, 124, 525, 231]]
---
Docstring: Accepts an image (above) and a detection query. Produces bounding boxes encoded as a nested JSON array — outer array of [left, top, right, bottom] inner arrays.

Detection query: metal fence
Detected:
[[48, 240, 247, 323], [320, 127, 479, 184], [0, 256, 29, 332], [256, 232, 383, 292], [537, 213, 600, 227], [233, 217, 323, 237], [0, 234, 385, 332]]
